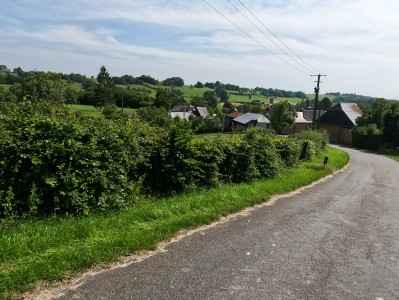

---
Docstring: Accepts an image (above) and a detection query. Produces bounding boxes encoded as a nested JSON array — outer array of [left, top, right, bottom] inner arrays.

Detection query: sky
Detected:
[[1, 0, 399, 99]]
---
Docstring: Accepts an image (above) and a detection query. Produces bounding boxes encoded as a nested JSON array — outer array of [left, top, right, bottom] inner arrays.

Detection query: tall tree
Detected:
[[203, 90, 218, 110], [270, 101, 295, 134], [96, 66, 115, 107]]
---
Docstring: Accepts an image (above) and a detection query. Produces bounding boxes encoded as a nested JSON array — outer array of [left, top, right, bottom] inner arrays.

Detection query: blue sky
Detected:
[[1, 0, 399, 98]]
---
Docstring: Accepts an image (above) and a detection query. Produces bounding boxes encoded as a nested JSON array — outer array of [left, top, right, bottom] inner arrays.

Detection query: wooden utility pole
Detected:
[[311, 74, 326, 129]]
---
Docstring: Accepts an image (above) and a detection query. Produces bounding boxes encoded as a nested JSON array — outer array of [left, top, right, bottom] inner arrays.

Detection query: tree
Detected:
[[154, 88, 185, 110], [194, 81, 204, 88], [214, 82, 229, 102], [270, 101, 295, 134], [203, 90, 218, 110], [357, 98, 391, 128], [96, 66, 115, 107], [190, 96, 208, 108], [22, 72, 66, 103], [163, 76, 184, 87], [136, 106, 172, 128], [319, 97, 333, 110]]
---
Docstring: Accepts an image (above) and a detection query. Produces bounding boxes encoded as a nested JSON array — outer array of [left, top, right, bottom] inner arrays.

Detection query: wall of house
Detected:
[[293, 123, 311, 133], [339, 128, 353, 145], [320, 123, 353, 145], [320, 123, 341, 143]]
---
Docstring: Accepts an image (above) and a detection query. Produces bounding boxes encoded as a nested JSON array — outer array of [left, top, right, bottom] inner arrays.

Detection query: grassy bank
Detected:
[[375, 148, 399, 163], [0, 146, 349, 298]]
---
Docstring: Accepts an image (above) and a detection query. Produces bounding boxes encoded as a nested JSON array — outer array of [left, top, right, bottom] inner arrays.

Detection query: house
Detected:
[[277, 111, 313, 135], [224, 112, 243, 131], [232, 113, 271, 131], [170, 104, 210, 121], [293, 112, 313, 133], [318, 102, 362, 145]]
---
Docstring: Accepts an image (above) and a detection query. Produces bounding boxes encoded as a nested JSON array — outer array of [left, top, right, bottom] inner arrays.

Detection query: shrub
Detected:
[[352, 124, 381, 150], [141, 120, 199, 195], [299, 140, 317, 161], [244, 128, 284, 179], [192, 138, 223, 188], [217, 134, 258, 183], [0, 102, 145, 218], [274, 137, 301, 167], [290, 129, 328, 154]]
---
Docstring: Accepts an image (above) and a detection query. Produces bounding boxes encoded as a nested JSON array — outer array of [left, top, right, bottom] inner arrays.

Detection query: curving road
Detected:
[[52, 146, 399, 299]]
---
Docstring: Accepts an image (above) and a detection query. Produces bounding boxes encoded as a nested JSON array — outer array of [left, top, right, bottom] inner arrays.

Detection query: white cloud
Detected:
[[2, 0, 399, 97]]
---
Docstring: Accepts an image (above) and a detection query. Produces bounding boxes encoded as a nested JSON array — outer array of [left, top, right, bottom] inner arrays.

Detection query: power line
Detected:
[[236, 0, 319, 74], [201, 0, 311, 75], [227, 0, 314, 74]]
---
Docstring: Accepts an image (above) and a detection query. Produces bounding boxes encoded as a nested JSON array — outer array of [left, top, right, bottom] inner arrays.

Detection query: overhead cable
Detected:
[[236, 0, 319, 74], [228, 0, 315, 74], [201, 0, 311, 75]]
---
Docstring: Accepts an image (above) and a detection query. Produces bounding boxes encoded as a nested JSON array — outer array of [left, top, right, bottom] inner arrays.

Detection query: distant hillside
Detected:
[[0, 66, 377, 107]]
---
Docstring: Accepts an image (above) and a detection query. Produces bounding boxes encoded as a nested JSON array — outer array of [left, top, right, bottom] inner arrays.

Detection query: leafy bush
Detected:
[[352, 124, 381, 150], [141, 120, 199, 195], [0, 102, 146, 218], [299, 140, 317, 161], [290, 129, 328, 154], [192, 138, 223, 188], [274, 137, 301, 167], [217, 134, 257, 183], [244, 128, 284, 180]]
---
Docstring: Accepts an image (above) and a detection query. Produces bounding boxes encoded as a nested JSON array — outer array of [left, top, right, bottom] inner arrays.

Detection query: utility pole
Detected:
[[311, 74, 326, 130]]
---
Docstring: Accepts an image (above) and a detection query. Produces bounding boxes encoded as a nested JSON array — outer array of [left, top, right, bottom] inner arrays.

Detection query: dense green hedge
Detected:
[[290, 129, 329, 160], [0, 103, 148, 217], [0, 103, 329, 218], [352, 124, 382, 150]]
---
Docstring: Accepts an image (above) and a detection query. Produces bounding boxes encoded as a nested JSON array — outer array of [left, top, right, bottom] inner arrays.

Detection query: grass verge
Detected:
[[374, 148, 399, 163], [0, 146, 349, 299]]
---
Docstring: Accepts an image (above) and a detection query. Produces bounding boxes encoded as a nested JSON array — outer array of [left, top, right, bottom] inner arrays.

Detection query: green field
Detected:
[[68, 104, 102, 116], [67, 104, 136, 117]]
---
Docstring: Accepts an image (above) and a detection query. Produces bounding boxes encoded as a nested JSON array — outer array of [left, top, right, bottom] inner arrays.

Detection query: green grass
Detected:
[[369, 148, 399, 163], [67, 104, 136, 117], [67, 82, 83, 91], [0, 146, 349, 299], [67, 104, 102, 117]]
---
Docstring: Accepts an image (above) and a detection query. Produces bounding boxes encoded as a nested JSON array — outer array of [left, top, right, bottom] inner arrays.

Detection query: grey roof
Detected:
[[196, 107, 210, 118], [171, 104, 195, 112], [233, 113, 270, 125], [302, 109, 325, 121]]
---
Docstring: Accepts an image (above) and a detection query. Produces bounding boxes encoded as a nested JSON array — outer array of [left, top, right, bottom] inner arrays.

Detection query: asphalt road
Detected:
[[53, 146, 399, 300]]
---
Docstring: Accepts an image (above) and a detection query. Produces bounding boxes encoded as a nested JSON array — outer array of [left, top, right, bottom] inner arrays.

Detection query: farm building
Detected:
[[232, 113, 271, 131], [170, 104, 209, 121], [293, 112, 313, 133], [224, 112, 243, 131], [319, 103, 362, 145]]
